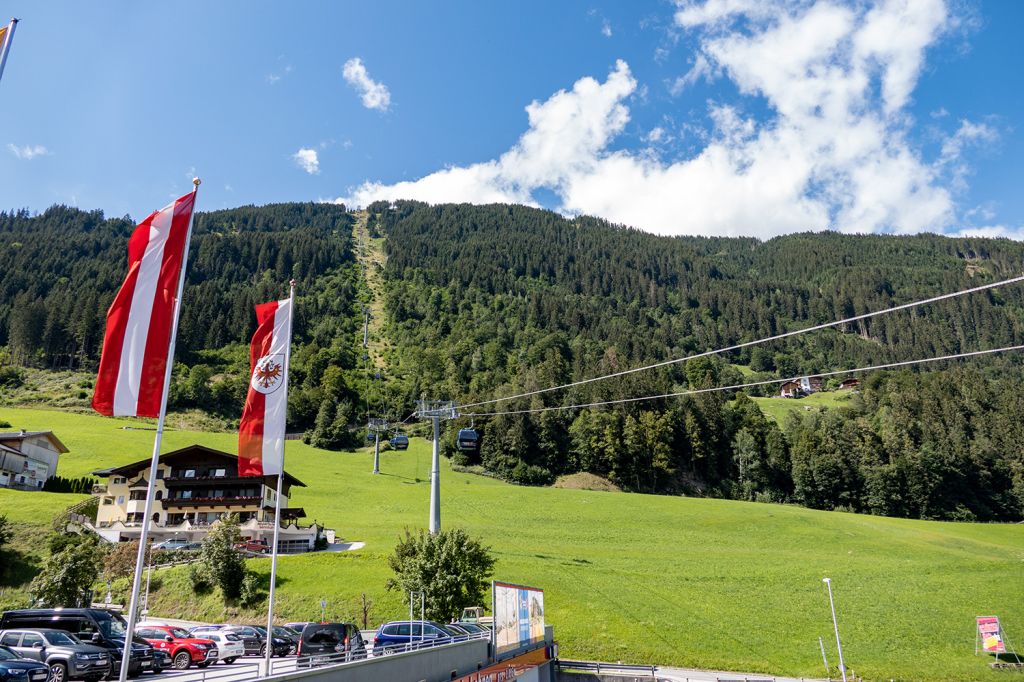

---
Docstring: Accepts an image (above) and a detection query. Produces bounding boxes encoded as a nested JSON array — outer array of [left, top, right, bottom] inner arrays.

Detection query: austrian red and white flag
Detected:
[[238, 298, 293, 476], [92, 191, 196, 417]]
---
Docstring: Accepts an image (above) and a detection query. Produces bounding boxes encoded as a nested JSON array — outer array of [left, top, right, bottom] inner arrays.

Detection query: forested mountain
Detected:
[[0, 203, 364, 428], [2, 200, 1024, 520], [372, 201, 1024, 521]]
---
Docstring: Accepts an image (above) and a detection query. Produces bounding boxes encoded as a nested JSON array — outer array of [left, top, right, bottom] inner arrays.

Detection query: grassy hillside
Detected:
[[752, 390, 854, 424], [1, 407, 1022, 681]]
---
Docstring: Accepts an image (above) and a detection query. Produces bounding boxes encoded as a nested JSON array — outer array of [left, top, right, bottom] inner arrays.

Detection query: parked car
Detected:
[[371, 621, 457, 656], [252, 627, 299, 655], [454, 622, 487, 634], [188, 627, 287, 658], [282, 623, 310, 635], [188, 632, 243, 665], [0, 629, 109, 682], [0, 610, 154, 679], [296, 623, 365, 667], [0, 645, 48, 682], [151, 650, 170, 674], [234, 540, 269, 554], [135, 626, 217, 670], [150, 539, 191, 551]]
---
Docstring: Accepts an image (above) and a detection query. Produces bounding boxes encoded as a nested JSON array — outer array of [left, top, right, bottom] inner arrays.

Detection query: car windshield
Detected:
[[0, 646, 19, 661], [169, 628, 191, 639], [97, 616, 127, 639], [273, 627, 295, 637], [43, 632, 80, 646]]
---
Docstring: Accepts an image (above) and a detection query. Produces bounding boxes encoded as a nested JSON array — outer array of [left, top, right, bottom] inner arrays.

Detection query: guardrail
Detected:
[[556, 660, 791, 682], [156, 631, 492, 682], [557, 659, 657, 676]]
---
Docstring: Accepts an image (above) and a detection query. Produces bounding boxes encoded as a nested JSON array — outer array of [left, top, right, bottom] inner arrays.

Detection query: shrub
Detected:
[[188, 564, 212, 594], [239, 571, 264, 608]]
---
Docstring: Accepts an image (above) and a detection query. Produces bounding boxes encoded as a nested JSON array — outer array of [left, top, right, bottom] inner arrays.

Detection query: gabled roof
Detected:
[[0, 431, 69, 453], [91, 444, 305, 487]]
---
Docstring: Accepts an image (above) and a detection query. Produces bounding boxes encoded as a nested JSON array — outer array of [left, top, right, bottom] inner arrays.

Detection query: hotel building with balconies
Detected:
[[92, 444, 334, 553]]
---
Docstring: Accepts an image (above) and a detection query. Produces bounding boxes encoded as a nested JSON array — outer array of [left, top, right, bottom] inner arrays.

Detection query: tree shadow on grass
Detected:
[[0, 548, 40, 588]]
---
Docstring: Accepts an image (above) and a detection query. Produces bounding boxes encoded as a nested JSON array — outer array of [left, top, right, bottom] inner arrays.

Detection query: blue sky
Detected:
[[0, 0, 1021, 238]]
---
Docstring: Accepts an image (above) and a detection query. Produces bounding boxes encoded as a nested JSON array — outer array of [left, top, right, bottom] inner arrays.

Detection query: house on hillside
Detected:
[[839, 378, 860, 390], [780, 381, 802, 398], [0, 430, 68, 491], [799, 376, 824, 394], [92, 444, 335, 553]]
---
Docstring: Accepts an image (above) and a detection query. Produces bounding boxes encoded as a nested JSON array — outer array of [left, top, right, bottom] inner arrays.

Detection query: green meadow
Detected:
[[1, 407, 1022, 682], [752, 390, 854, 424]]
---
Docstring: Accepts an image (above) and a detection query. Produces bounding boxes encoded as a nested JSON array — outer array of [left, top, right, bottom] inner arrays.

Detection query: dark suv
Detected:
[[296, 623, 365, 666], [0, 610, 154, 678], [0, 629, 110, 682]]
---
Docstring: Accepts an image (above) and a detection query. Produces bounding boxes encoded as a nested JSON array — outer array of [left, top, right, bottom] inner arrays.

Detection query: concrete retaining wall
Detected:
[[269, 639, 490, 682]]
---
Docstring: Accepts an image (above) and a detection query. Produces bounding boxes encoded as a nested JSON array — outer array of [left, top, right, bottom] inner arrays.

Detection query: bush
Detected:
[[239, 571, 264, 608], [0, 420, 10, 429], [313, 536, 329, 551], [0, 367, 23, 389], [188, 564, 212, 594]]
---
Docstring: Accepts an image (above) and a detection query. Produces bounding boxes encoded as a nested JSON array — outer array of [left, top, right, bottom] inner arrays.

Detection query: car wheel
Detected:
[[48, 662, 68, 682], [259, 644, 267, 657], [172, 652, 192, 670], [196, 662, 211, 669], [383, 647, 396, 656], [222, 658, 237, 665]]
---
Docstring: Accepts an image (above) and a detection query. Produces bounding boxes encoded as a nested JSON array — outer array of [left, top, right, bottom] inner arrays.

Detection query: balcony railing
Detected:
[[163, 495, 261, 508]]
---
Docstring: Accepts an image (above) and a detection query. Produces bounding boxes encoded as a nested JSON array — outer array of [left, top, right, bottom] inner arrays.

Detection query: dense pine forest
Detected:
[[3, 200, 1024, 520]]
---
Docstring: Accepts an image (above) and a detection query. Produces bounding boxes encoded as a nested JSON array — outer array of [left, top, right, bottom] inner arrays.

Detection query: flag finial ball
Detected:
[[192, 177, 201, 187]]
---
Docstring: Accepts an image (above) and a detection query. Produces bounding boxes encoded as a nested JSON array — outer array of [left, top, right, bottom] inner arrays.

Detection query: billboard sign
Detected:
[[977, 616, 1006, 654], [492, 581, 544, 657]]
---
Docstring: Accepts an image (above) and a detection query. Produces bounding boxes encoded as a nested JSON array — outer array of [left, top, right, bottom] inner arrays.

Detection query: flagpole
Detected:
[[0, 18, 19, 84], [118, 178, 200, 682], [264, 279, 296, 677]]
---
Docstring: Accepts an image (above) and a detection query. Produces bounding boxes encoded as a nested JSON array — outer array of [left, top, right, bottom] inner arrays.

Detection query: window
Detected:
[[102, 497, 113, 505], [129, 491, 146, 501], [113, 477, 126, 485], [156, 469, 164, 479], [0, 633, 20, 646], [181, 490, 192, 499], [185, 470, 195, 478], [214, 468, 226, 477], [22, 632, 43, 648], [395, 624, 410, 636], [117, 496, 125, 505], [155, 490, 163, 501]]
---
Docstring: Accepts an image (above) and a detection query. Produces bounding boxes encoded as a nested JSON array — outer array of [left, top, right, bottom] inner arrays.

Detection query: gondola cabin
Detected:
[[456, 428, 479, 452], [366, 430, 376, 443], [390, 435, 409, 450]]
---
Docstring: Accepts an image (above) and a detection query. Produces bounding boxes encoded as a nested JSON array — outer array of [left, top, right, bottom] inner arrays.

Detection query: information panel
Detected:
[[977, 616, 1006, 654], [493, 581, 545, 657]]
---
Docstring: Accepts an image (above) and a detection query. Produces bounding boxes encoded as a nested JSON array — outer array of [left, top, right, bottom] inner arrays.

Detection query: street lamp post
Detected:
[[822, 577, 847, 682]]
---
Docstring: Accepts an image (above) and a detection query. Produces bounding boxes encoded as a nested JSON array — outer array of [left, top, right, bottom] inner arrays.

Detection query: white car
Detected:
[[197, 631, 245, 664], [152, 538, 192, 551]]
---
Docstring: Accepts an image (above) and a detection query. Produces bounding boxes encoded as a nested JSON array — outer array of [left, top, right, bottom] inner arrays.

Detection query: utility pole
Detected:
[[368, 418, 387, 475], [362, 307, 370, 348], [414, 401, 456, 534], [823, 577, 848, 682]]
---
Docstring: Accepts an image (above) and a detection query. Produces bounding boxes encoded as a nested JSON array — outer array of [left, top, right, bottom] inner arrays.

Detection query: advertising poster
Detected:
[[493, 581, 545, 657], [977, 616, 1006, 653]]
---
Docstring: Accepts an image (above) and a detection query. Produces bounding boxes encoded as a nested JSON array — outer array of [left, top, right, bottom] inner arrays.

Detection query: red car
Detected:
[[235, 539, 270, 554], [136, 626, 219, 670]]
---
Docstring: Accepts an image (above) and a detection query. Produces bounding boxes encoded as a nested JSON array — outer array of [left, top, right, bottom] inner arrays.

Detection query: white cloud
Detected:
[[602, 19, 613, 37], [339, 1, 994, 238], [8, 144, 50, 160], [293, 148, 320, 175], [951, 225, 1024, 240], [342, 58, 391, 112]]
